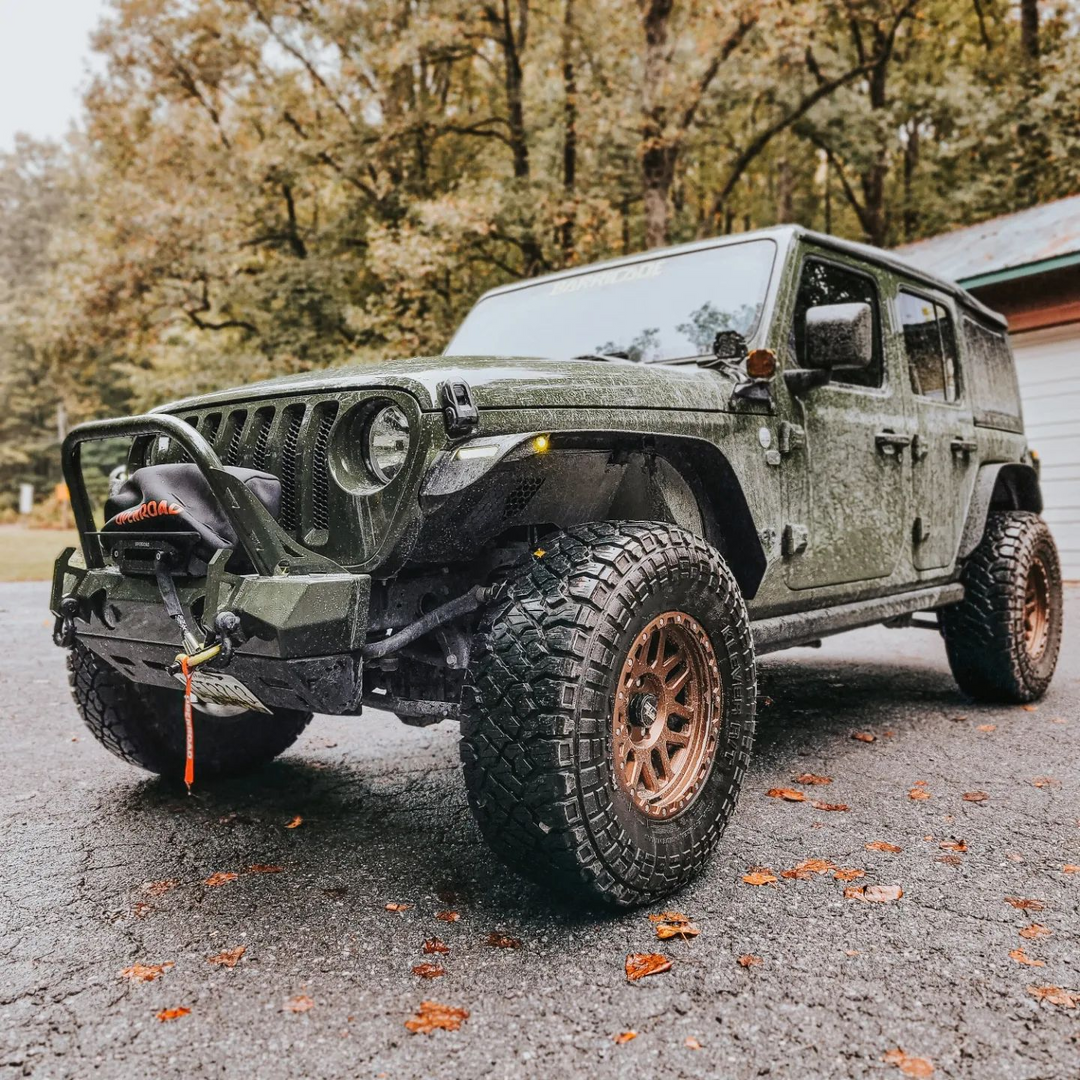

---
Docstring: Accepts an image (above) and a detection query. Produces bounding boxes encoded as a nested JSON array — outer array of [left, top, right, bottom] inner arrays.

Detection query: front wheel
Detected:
[[460, 521, 757, 907], [940, 511, 1063, 703], [69, 642, 313, 780]]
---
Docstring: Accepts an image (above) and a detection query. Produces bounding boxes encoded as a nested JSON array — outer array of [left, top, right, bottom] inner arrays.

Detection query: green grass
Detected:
[[0, 526, 81, 582]]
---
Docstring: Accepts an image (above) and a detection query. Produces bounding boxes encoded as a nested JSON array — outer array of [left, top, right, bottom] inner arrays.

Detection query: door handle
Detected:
[[875, 430, 913, 457], [950, 437, 978, 457]]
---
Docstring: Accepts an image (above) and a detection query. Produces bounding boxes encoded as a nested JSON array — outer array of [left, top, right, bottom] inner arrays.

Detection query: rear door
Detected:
[[781, 254, 912, 590], [896, 289, 979, 570]]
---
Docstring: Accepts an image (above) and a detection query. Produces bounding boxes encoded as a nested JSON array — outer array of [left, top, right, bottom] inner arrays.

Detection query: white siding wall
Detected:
[[1011, 323, 1080, 579]]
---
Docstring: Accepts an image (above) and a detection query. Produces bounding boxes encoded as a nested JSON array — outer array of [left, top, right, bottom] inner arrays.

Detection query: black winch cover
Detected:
[[102, 463, 281, 570]]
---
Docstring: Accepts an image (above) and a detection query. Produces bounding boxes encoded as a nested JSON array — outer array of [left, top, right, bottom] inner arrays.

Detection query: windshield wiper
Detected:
[[570, 351, 636, 363]]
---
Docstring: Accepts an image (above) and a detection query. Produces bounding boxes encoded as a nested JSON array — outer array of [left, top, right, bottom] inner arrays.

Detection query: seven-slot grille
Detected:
[[159, 399, 340, 543]]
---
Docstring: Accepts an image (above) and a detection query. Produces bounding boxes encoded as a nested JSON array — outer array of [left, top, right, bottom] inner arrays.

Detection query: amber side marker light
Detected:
[[745, 348, 777, 380], [533, 434, 551, 453]]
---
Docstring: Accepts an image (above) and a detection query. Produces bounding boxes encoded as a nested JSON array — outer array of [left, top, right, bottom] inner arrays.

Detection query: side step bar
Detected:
[[751, 583, 964, 656]]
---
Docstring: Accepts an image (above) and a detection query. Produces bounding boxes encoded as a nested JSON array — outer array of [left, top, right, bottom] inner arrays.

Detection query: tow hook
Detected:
[[212, 610, 244, 665], [53, 596, 79, 648]]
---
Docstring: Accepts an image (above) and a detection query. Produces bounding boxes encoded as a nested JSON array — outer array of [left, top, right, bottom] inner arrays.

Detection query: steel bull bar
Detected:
[[52, 414, 375, 715]]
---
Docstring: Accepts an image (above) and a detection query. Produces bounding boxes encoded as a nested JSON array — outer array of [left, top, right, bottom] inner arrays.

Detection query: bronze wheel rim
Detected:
[[611, 611, 721, 819], [1023, 555, 1051, 660]]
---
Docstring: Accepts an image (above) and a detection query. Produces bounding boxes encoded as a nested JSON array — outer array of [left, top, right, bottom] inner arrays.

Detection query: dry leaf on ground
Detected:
[[1005, 897, 1045, 911], [486, 932, 521, 949], [203, 872, 238, 887], [648, 910, 691, 924], [833, 868, 865, 882], [248, 864, 284, 874], [845, 884, 903, 903], [781, 858, 836, 880], [423, 938, 450, 954], [435, 910, 460, 922], [795, 773, 832, 785], [866, 841, 903, 853], [1019, 924, 1051, 940], [741, 868, 778, 886], [405, 1000, 470, 1033], [285, 815, 303, 829], [812, 801, 850, 812], [1021, 704, 1038, 712], [142, 879, 179, 897], [1028, 985, 1078, 1008], [852, 732, 876, 743], [284, 994, 314, 1013], [1063, 865, 1080, 874], [1009, 947, 1045, 967], [685, 1036, 702, 1049], [937, 855, 963, 867], [207, 947, 245, 968], [766, 787, 805, 802], [131, 902, 153, 919], [962, 791, 988, 803], [908, 788, 931, 801], [1032, 777, 1058, 788], [614, 1031, 637, 1044], [939, 840, 967, 852], [120, 962, 173, 982], [976, 724, 996, 732], [412, 963, 446, 979], [625, 953, 672, 981], [737, 954, 762, 967], [882, 1047, 934, 1077], [655, 922, 700, 940], [156, 1007, 190, 1022], [385, 902, 413, 913]]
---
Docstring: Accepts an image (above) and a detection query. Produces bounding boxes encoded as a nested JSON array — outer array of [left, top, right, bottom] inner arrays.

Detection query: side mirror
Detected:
[[804, 302, 873, 370]]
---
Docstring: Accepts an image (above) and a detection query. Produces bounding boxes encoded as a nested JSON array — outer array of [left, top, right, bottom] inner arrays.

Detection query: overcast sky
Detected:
[[0, 0, 111, 153]]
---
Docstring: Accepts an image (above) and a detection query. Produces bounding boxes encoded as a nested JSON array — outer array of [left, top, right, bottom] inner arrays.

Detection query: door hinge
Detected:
[[782, 523, 809, 556], [911, 433, 929, 462], [439, 379, 479, 439], [913, 516, 931, 544], [779, 421, 805, 455]]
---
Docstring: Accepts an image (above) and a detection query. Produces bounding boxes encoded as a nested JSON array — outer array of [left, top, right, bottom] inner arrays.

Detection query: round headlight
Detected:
[[365, 404, 410, 484]]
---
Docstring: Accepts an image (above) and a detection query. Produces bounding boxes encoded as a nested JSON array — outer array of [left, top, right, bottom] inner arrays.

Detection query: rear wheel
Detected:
[[68, 641, 313, 779], [940, 511, 1063, 703], [460, 521, 757, 907]]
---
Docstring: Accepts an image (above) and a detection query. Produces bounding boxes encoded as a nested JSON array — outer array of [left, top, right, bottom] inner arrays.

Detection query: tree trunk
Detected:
[[1020, 0, 1039, 60], [639, 0, 675, 248], [560, 0, 577, 261]]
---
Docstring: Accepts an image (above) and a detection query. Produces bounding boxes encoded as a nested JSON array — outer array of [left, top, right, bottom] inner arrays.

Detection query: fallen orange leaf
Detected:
[[852, 732, 876, 743], [131, 901, 152, 919], [486, 932, 521, 949], [412, 962, 446, 979], [908, 788, 931, 801], [795, 773, 832, 785], [812, 801, 850, 812], [423, 938, 450, 954], [962, 791, 988, 803], [648, 910, 692, 924], [614, 1031, 637, 1044], [405, 1000, 470, 1033], [1021, 704, 1038, 712], [939, 840, 967, 852], [435, 910, 460, 922], [976, 724, 996, 732], [882, 1047, 934, 1077], [284, 994, 314, 1013], [1063, 865, 1080, 874], [1032, 777, 1057, 788], [385, 902, 414, 913], [285, 815, 303, 829], [120, 962, 173, 983], [845, 884, 903, 903], [625, 952, 672, 981], [766, 787, 805, 802], [156, 1007, 190, 1022], [1009, 947, 1045, 967], [737, 954, 762, 967], [685, 1036, 702, 1049], [1028, 985, 1078, 1008], [248, 864, 284, 874], [203, 872, 238, 887], [833, 868, 865, 882], [655, 922, 700, 940], [1019, 924, 1051, 940], [866, 841, 903, 853], [1005, 897, 1045, 911], [207, 946, 246, 968], [741, 868, 778, 886], [142, 879, 179, 897], [781, 858, 836, 880]]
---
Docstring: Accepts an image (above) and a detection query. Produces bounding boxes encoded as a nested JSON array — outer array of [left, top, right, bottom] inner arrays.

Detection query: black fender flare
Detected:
[[958, 462, 1043, 560]]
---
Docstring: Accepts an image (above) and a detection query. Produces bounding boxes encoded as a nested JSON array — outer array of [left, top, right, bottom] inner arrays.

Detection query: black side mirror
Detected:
[[804, 302, 873, 370]]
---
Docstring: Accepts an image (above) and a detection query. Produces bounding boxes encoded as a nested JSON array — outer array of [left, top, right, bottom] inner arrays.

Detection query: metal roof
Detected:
[[894, 195, 1080, 288]]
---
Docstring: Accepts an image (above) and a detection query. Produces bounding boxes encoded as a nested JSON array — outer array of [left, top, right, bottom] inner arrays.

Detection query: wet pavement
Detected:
[[1, 581, 1077, 1079]]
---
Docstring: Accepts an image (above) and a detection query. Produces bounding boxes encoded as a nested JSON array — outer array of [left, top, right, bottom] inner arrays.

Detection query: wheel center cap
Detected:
[[629, 691, 659, 732]]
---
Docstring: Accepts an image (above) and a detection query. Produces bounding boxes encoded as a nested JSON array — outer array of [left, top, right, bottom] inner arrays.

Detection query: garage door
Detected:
[[1011, 323, 1080, 579]]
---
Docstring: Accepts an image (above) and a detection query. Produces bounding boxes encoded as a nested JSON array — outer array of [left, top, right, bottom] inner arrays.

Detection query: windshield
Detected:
[[446, 239, 776, 364]]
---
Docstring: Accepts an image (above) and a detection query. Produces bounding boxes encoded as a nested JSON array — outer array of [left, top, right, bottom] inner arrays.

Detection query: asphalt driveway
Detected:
[[1, 582, 1077, 1079]]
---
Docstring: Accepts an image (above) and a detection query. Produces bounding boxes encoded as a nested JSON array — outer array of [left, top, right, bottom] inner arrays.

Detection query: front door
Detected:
[[781, 255, 912, 590], [896, 289, 979, 570]]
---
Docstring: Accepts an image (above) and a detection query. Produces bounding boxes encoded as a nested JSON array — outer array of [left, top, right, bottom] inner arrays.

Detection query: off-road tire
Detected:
[[940, 511, 1063, 703], [68, 641, 313, 779], [460, 521, 757, 907]]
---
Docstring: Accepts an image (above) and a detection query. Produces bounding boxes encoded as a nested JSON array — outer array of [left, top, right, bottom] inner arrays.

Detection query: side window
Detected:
[[898, 290, 958, 402], [792, 258, 883, 389], [962, 316, 1023, 424]]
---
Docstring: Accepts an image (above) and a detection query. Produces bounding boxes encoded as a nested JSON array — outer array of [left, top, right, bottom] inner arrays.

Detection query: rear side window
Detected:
[[962, 317, 1023, 428], [898, 290, 958, 402]]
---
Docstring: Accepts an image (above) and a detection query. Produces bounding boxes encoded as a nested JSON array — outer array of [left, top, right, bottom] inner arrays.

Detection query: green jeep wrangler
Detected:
[[52, 226, 1063, 906]]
